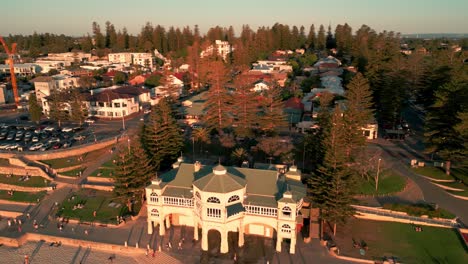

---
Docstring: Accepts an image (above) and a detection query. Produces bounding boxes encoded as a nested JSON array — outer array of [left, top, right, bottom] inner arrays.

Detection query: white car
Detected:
[[44, 126, 55, 132], [144, 109, 151, 114], [29, 143, 44, 151], [5, 143, 20, 150], [61, 127, 73, 133], [0, 143, 9, 150], [48, 137, 61, 144], [84, 118, 95, 124], [31, 136, 39, 142]]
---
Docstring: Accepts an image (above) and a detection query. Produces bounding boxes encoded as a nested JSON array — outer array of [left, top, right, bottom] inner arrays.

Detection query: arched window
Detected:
[[196, 191, 201, 200], [281, 224, 291, 233], [282, 206, 292, 217], [150, 208, 159, 217], [228, 195, 240, 203], [150, 192, 159, 203], [207, 197, 221, 203]]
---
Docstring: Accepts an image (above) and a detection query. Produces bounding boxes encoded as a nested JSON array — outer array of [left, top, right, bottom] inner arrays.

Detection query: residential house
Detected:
[[146, 162, 306, 254], [179, 91, 206, 125], [32, 74, 80, 107], [251, 80, 271, 93], [87, 86, 150, 118]]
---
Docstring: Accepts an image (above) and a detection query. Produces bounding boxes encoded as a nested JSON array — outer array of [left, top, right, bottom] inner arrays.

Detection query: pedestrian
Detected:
[[93, 211, 96, 217], [26, 213, 30, 219], [13, 218, 17, 225], [34, 223, 38, 231], [18, 219, 22, 226], [84, 229, 88, 235], [152, 249, 155, 257], [178, 240, 182, 250], [7, 219, 11, 227]]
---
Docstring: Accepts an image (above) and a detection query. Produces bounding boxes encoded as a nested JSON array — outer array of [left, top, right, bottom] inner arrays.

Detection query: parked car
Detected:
[[48, 137, 61, 144], [52, 142, 62, 149], [84, 118, 95, 124], [6, 132, 16, 140], [5, 143, 20, 150], [61, 127, 73, 133], [73, 134, 86, 141], [31, 136, 39, 142], [144, 109, 152, 114], [29, 143, 44, 151], [62, 140, 74, 148], [40, 143, 51, 151], [0, 143, 10, 150], [44, 126, 55, 132], [0, 130, 8, 140]]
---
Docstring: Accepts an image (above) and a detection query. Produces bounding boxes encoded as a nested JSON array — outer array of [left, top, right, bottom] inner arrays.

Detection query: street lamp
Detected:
[[375, 158, 382, 192]]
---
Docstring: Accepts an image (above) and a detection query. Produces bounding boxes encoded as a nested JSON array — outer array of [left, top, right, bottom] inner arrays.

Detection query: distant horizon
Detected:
[[1, 0, 467, 36]]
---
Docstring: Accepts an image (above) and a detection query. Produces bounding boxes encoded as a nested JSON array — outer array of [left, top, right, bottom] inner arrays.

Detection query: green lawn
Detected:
[[40, 147, 112, 169], [357, 171, 406, 195], [89, 168, 114, 178], [451, 168, 468, 184], [0, 158, 10, 166], [0, 174, 50, 187], [56, 189, 126, 224], [60, 167, 86, 177], [0, 190, 46, 203], [435, 181, 467, 191], [411, 166, 454, 181], [334, 219, 468, 263], [447, 189, 468, 197]]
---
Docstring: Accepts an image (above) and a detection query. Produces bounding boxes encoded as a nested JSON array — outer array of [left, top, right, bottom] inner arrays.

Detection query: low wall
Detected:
[[0, 210, 23, 218], [23, 136, 126, 161], [418, 174, 455, 183], [81, 183, 113, 192], [8, 157, 27, 167], [0, 199, 36, 206], [55, 165, 83, 173], [0, 182, 52, 192], [354, 212, 451, 228], [0, 165, 53, 181], [431, 182, 465, 191], [446, 192, 468, 201], [87, 176, 114, 183], [328, 248, 375, 264], [0, 233, 146, 255]]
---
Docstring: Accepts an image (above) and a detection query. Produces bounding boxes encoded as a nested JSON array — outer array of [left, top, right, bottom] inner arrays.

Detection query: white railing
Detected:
[[163, 196, 194, 207], [245, 205, 277, 217]]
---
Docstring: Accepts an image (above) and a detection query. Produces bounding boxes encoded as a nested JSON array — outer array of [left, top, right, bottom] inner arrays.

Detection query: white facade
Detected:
[[132, 53, 156, 69], [200, 40, 233, 61], [108, 53, 133, 64], [89, 97, 138, 118], [32, 74, 79, 107], [146, 163, 306, 255], [0, 63, 40, 77]]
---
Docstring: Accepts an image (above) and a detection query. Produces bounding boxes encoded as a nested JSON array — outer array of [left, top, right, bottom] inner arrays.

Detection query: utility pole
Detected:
[[375, 158, 382, 191]]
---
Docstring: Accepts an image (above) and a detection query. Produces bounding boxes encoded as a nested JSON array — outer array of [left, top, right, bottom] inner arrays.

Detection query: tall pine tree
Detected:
[[28, 93, 42, 124]]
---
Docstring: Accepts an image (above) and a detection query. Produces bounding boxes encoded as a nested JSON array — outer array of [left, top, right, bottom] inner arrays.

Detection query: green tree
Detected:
[[47, 89, 68, 127], [144, 74, 161, 88], [258, 85, 287, 133], [307, 24, 316, 50], [113, 138, 153, 213], [92, 22, 105, 49], [69, 89, 88, 125], [343, 73, 374, 159], [192, 127, 211, 155], [425, 80, 467, 175], [28, 93, 42, 124], [231, 148, 248, 167], [143, 98, 184, 170], [309, 106, 355, 236], [231, 72, 259, 137], [113, 71, 127, 85], [317, 24, 326, 50]]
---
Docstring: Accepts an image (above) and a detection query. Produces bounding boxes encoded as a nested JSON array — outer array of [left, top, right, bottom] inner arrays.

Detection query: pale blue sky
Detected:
[[1, 0, 467, 36]]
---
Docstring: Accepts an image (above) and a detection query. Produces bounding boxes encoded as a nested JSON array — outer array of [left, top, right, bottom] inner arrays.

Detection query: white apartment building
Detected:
[[87, 86, 150, 118], [200, 40, 233, 61], [108, 53, 133, 64], [32, 74, 80, 106], [146, 161, 306, 254], [0, 63, 40, 77], [108, 53, 156, 69]]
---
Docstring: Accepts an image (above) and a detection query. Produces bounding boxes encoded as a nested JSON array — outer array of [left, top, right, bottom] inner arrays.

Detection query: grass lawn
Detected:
[[411, 166, 454, 181], [451, 167, 468, 184], [60, 167, 86, 177], [0, 158, 10, 166], [0, 174, 50, 187], [447, 189, 468, 197], [357, 170, 406, 195], [57, 189, 126, 224], [435, 181, 467, 191], [334, 218, 468, 263], [89, 168, 114, 178], [0, 190, 46, 203], [40, 146, 112, 169]]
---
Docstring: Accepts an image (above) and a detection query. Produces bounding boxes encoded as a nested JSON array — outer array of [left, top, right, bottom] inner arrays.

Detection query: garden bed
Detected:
[[382, 203, 456, 219]]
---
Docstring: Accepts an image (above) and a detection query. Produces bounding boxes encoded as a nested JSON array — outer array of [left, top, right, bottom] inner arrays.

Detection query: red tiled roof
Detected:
[[284, 97, 304, 111]]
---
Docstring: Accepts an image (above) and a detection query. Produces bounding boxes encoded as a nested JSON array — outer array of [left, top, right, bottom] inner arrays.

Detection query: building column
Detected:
[[220, 230, 229, 254], [201, 228, 208, 251], [159, 221, 165, 236], [193, 220, 199, 241], [290, 234, 296, 254], [147, 220, 153, 235], [165, 215, 171, 229], [238, 225, 244, 247], [276, 235, 282, 252]]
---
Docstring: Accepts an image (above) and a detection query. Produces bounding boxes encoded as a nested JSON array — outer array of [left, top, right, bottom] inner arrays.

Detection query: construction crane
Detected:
[[0, 36, 20, 108]]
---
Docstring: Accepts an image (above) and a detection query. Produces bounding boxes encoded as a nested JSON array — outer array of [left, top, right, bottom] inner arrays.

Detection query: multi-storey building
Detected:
[[145, 161, 306, 254]]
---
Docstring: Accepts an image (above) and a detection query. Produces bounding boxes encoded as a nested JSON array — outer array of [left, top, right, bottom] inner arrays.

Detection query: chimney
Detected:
[[194, 161, 201, 172]]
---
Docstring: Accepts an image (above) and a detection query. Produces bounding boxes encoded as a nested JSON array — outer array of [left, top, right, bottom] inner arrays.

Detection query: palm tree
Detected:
[[231, 148, 248, 167], [192, 127, 211, 155]]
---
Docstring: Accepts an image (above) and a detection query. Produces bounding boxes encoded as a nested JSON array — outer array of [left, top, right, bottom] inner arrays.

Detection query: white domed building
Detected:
[[145, 161, 306, 254]]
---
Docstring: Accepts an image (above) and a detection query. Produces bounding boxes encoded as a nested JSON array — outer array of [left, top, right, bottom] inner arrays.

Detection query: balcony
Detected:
[[245, 205, 277, 217], [162, 196, 194, 207]]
